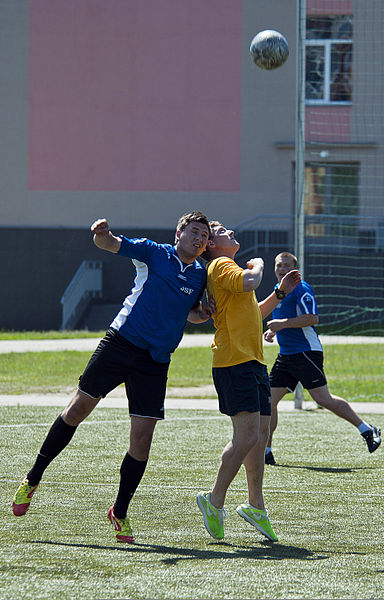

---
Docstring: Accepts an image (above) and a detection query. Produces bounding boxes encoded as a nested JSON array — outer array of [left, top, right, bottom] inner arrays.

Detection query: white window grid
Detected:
[[306, 38, 353, 105]]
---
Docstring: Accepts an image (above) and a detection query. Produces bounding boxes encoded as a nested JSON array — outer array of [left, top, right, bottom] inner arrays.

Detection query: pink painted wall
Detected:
[[306, 106, 351, 143], [28, 0, 242, 191], [307, 0, 352, 15]]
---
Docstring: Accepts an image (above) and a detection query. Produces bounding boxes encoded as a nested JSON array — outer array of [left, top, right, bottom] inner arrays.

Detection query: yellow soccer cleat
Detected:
[[236, 502, 278, 542], [107, 506, 134, 543], [12, 478, 39, 516]]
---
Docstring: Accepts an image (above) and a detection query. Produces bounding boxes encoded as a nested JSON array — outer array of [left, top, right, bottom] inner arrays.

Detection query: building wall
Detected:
[[0, 0, 298, 330], [0, 0, 297, 232], [1, 1, 383, 330]]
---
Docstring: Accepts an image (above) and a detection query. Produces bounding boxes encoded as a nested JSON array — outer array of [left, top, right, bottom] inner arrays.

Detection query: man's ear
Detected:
[[207, 239, 215, 248]]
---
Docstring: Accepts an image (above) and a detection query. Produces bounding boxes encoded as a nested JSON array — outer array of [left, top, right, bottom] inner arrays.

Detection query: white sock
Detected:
[[265, 446, 272, 454], [358, 421, 371, 434]]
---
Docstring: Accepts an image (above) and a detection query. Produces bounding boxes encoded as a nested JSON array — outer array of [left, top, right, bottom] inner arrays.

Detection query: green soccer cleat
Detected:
[[107, 506, 134, 543], [12, 478, 39, 516], [236, 502, 278, 542], [196, 491, 226, 540]]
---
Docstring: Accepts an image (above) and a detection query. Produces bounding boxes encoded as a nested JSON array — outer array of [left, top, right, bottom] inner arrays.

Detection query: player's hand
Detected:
[[263, 329, 276, 343], [279, 269, 301, 294], [200, 296, 216, 319], [91, 218, 121, 253], [91, 218, 110, 236], [246, 258, 264, 271]]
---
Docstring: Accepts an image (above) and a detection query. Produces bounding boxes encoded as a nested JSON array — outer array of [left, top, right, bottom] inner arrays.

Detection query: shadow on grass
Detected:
[[271, 464, 371, 474], [29, 539, 328, 565]]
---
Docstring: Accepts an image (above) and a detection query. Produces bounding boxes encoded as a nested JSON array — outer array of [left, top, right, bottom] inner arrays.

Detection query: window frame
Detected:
[[306, 37, 353, 105]]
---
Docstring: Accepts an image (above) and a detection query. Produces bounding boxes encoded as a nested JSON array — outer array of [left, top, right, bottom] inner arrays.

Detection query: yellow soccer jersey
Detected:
[[206, 256, 265, 368]]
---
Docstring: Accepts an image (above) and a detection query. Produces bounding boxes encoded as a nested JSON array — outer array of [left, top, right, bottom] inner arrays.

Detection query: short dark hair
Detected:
[[275, 252, 298, 267], [175, 211, 210, 242], [200, 220, 223, 261]]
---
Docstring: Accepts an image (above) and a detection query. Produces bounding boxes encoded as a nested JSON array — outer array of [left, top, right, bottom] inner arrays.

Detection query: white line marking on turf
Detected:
[[1, 479, 383, 497], [0, 415, 226, 429]]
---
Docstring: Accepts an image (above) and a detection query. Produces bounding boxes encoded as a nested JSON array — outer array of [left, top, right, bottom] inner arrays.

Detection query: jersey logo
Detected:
[[180, 286, 194, 295], [177, 274, 187, 281]]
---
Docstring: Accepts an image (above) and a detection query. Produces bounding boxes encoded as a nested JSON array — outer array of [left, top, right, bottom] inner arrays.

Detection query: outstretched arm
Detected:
[[258, 269, 301, 319], [267, 313, 319, 332], [264, 313, 318, 343], [91, 218, 122, 254]]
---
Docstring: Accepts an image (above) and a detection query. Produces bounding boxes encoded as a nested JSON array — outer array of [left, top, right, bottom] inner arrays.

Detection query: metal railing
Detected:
[[234, 214, 294, 257], [60, 260, 102, 330], [234, 213, 384, 255]]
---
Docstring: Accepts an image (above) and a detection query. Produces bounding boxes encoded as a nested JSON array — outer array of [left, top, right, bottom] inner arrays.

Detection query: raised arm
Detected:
[[243, 258, 264, 291], [91, 218, 122, 254]]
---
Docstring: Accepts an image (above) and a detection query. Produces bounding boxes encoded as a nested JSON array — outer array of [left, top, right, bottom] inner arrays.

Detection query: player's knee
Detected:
[[243, 429, 260, 451], [62, 390, 100, 426]]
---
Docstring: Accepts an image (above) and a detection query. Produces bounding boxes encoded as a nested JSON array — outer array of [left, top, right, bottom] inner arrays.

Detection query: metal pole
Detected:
[[294, 0, 306, 409]]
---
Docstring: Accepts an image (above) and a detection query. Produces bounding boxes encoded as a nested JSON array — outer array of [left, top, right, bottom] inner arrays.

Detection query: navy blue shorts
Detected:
[[78, 329, 169, 419], [269, 351, 327, 391], [212, 360, 271, 417]]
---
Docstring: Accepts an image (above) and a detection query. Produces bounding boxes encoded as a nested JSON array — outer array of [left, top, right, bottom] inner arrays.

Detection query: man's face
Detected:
[[176, 221, 209, 258], [210, 225, 240, 256], [275, 255, 296, 282]]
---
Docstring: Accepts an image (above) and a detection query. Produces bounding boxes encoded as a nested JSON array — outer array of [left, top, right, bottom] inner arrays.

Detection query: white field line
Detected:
[[0, 415, 226, 429], [1, 478, 383, 498], [0, 334, 384, 354]]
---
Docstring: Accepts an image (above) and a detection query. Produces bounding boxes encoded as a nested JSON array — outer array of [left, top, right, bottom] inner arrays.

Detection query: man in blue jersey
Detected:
[[264, 251, 381, 465], [12, 212, 214, 543]]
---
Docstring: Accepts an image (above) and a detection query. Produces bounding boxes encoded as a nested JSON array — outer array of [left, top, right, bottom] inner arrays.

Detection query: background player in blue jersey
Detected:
[[12, 212, 215, 543], [264, 251, 381, 465]]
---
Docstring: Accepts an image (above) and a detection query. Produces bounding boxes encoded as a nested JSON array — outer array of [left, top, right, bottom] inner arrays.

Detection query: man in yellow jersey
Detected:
[[196, 222, 301, 542]]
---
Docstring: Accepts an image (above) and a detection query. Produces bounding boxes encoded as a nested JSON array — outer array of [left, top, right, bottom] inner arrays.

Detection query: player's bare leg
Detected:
[[210, 411, 260, 509], [128, 415, 158, 461], [61, 389, 102, 425], [309, 385, 381, 453], [243, 415, 270, 508], [237, 415, 278, 541], [267, 387, 287, 447], [308, 385, 361, 427]]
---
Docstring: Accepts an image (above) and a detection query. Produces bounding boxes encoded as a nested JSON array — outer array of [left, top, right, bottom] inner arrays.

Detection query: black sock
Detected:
[[27, 415, 77, 486], [113, 453, 148, 520]]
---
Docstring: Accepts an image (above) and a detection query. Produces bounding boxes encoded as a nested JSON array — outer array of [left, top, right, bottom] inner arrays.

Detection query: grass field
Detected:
[[0, 344, 383, 402], [0, 330, 106, 340], [1, 404, 383, 600]]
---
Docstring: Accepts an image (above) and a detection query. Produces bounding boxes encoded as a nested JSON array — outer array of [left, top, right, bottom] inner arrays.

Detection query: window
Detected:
[[304, 163, 359, 238], [306, 15, 353, 104]]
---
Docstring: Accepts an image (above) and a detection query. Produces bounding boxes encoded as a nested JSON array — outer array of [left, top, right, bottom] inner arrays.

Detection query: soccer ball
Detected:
[[250, 30, 289, 70]]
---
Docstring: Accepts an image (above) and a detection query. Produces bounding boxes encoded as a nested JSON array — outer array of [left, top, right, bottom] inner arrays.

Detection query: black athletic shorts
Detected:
[[269, 351, 327, 391], [78, 328, 169, 419], [212, 360, 271, 417]]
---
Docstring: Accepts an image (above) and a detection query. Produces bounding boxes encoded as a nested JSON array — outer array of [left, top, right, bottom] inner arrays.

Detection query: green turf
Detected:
[[0, 344, 383, 402], [1, 405, 383, 599], [0, 330, 105, 340]]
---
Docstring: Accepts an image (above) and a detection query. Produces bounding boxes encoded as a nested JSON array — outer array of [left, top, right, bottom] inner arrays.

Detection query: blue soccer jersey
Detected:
[[272, 280, 322, 354], [110, 236, 207, 363]]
